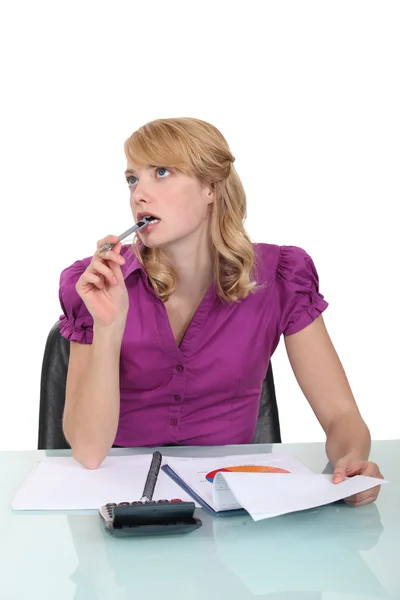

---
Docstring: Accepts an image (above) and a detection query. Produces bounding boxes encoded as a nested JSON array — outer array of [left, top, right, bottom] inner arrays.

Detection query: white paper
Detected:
[[13, 452, 387, 518], [11, 455, 199, 510], [165, 453, 313, 512], [215, 472, 389, 521]]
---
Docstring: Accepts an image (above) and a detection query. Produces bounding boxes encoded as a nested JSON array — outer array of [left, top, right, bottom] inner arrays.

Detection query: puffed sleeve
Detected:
[[276, 246, 329, 336], [58, 255, 94, 344]]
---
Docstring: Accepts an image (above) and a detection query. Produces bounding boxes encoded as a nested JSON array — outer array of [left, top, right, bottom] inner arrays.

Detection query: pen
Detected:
[[98, 216, 155, 254], [140, 451, 163, 502]]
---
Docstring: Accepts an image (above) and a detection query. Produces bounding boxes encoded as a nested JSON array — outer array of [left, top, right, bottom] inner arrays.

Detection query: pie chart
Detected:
[[206, 465, 290, 483]]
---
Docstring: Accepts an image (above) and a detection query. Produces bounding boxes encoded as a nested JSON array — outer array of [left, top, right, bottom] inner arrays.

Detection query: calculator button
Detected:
[[118, 502, 130, 506], [171, 499, 182, 503], [157, 500, 169, 503]]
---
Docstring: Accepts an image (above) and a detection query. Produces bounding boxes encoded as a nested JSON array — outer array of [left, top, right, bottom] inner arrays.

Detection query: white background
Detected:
[[0, 1, 399, 451]]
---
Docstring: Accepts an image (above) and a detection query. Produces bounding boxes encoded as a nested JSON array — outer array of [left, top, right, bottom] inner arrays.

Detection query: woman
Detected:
[[59, 117, 382, 506]]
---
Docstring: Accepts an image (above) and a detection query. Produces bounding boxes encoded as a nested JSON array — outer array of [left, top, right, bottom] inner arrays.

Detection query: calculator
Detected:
[[99, 498, 202, 537]]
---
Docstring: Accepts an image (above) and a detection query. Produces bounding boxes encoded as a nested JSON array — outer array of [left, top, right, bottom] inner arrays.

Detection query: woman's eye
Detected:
[[156, 167, 170, 178], [127, 168, 170, 186]]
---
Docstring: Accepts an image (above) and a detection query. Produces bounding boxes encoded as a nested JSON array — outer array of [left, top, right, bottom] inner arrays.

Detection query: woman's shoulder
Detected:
[[253, 242, 316, 276], [253, 242, 328, 335], [252, 242, 280, 273]]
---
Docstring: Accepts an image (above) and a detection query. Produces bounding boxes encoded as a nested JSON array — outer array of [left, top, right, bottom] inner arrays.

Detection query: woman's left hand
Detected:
[[332, 456, 384, 507]]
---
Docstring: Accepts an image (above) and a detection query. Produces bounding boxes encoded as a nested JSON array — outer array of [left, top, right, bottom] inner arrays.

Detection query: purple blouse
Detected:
[[58, 243, 328, 447]]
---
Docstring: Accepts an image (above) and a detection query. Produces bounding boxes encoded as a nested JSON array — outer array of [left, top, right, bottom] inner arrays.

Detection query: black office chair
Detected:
[[38, 321, 281, 449]]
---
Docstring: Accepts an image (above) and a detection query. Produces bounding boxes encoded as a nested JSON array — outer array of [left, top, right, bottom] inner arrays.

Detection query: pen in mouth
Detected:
[[136, 215, 158, 228], [98, 216, 157, 253]]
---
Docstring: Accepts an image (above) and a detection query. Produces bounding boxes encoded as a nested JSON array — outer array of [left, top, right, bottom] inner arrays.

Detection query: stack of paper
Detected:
[[162, 454, 387, 520]]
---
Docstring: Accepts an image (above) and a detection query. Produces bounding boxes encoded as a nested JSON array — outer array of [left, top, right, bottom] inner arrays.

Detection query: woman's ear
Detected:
[[205, 184, 214, 204]]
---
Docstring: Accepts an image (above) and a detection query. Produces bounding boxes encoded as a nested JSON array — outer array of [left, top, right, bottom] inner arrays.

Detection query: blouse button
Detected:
[[173, 394, 181, 402], [175, 365, 184, 373], [170, 418, 178, 426]]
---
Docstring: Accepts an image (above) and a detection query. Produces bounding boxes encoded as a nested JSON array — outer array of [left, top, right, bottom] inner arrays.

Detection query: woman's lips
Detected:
[[137, 214, 161, 222], [142, 219, 161, 232]]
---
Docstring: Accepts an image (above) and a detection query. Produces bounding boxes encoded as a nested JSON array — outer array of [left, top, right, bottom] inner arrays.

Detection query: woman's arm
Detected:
[[63, 323, 124, 469], [284, 314, 370, 461], [283, 314, 383, 504]]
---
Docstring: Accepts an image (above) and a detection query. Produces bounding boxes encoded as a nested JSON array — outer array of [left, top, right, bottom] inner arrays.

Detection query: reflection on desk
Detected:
[[213, 503, 385, 597]]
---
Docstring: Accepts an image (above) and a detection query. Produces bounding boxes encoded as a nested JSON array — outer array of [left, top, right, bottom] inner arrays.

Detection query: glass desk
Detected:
[[1, 440, 399, 599]]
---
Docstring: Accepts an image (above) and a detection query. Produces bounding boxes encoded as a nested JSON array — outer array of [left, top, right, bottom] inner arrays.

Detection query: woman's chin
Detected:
[[139, 233, 166, 248], [139, 226, 187, 249]]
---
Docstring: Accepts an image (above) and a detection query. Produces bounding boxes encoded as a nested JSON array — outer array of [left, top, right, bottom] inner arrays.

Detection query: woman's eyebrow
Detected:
[[124, 165, 158, 177]]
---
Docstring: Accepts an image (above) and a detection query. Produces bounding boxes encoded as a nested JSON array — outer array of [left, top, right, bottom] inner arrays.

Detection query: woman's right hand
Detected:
[[76, 235, 129, 328]]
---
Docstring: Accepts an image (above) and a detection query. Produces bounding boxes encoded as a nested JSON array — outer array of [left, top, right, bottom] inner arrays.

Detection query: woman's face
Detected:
[[125, 161, 214, 248]]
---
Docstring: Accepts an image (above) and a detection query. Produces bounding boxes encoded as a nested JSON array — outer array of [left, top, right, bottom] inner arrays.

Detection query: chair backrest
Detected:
[[38, 322, 281, 449], [38, 322, 71, 449], [252, 361, 281, 444]]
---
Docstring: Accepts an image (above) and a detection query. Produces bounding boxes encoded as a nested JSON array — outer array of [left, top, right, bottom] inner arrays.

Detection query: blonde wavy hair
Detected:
[[124, 117, 265, 304]]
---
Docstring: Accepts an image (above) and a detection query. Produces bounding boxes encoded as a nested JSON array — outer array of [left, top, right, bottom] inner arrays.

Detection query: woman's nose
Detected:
[[131, 178, 152, 203]]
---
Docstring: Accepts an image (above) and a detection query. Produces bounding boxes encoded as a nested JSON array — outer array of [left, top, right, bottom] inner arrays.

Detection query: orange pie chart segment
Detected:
[[206, 465, 290, 483]]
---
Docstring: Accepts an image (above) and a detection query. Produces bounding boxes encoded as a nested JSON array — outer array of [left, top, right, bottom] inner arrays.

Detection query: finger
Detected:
[[92, 245, 125, 280], [99, 248, 125, 265], [344, 464, 365, 476], [96, 235, 120, 251], [344, 492, 369, 504], [81, 271, 106, 289], [361, 462, 383, 478], [90, 259, 118, 285], [97, 243, 124, 260], [112, 241, 123, 255], [345, 493, 378, 507], [103, 255, 125, 281], [344, 486, 381, 505], [351, 496, 378, 507], [332, 468, 347, 483], [334, 459, 368, 482]]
